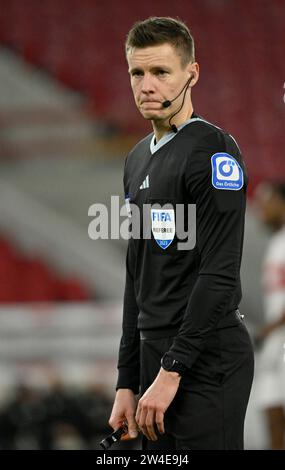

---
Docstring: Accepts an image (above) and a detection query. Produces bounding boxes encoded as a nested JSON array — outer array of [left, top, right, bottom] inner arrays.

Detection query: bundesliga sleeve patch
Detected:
[[211, 153, 244, 190]]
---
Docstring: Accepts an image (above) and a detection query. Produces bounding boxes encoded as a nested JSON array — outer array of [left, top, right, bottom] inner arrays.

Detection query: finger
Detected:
[[125, 414, 138, 439], [136, 406, 150, 439], [140, 424, 151, 441], [155, 410, 165, 435], [108, 417, 124, 432], [121, 432, 136, 441], [120, 423, 136, 441], [135, 405, 141, 425], [145, 408, 157, 441]]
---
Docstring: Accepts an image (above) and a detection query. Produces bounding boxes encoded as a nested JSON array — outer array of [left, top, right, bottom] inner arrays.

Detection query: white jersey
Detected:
[[262, 225, 285, 323], [255, 225, 285, 409]]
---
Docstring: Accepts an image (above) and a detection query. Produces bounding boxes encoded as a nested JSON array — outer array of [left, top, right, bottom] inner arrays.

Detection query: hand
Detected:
[[109, 388, 139, 440], [135, 367, 181, 441]]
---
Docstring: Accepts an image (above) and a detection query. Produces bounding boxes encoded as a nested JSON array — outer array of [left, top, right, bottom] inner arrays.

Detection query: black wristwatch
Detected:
[[161, 353, 187, 376]]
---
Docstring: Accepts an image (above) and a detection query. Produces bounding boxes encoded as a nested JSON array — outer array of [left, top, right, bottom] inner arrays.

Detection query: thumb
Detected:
[[126, 415, 138, 438]]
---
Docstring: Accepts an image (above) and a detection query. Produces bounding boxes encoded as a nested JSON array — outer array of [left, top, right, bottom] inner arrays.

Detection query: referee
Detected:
[[109, 17, 254, 450]]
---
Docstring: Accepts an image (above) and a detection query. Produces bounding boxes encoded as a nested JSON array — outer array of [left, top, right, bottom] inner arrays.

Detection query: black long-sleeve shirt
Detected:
[[116, 114, 248, 394]]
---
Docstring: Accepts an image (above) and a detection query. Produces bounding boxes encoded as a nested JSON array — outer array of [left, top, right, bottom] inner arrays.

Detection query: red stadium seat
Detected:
[[0, 234, 92, 303]]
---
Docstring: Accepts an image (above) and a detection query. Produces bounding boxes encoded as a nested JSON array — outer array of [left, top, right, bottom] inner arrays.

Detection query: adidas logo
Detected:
[[140, 175, 150, 190]]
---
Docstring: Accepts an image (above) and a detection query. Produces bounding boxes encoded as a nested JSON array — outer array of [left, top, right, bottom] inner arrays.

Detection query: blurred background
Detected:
[[0, 0, 284, 450]]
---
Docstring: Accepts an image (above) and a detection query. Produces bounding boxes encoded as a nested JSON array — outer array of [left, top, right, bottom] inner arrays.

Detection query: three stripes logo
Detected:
[[140, 175, 150, 190]]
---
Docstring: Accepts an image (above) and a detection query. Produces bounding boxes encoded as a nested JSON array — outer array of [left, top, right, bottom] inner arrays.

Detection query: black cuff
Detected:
[[116, 367, 140, 395]]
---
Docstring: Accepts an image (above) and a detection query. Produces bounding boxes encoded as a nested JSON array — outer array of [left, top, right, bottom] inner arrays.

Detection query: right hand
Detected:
[[108, 388, 139, 440]]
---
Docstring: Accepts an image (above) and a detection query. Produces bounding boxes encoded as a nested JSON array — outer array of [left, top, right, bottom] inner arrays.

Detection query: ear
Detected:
[[188, 62, 199, 87]]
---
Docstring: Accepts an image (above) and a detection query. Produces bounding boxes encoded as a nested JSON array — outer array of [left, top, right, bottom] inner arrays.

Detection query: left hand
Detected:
[[135, 367, 181, 441]]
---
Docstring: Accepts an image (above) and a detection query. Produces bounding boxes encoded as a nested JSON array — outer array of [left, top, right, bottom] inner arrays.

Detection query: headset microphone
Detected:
[[162, 76, 193, 109], [162, 75, 193, 133], [162, 99, 172, 108]]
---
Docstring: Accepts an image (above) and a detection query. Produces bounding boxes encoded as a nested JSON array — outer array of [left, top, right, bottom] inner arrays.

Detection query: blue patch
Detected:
[[211, 153, 244, 191], [156, 239, 173, 249]]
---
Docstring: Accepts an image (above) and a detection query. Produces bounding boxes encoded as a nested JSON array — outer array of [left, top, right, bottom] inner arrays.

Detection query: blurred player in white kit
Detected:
[[255, 182, 285, 449]]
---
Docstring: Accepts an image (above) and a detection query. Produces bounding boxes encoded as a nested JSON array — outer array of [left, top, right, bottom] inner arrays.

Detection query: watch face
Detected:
[[163, 354, 175, 370], [162, 354, 186, 376]]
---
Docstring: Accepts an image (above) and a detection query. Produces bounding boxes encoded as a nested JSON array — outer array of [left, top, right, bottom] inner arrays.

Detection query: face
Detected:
[[127, 43, 198, 122]]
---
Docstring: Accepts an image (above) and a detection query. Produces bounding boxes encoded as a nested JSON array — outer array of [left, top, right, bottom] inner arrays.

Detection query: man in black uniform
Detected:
[[109, 17, 254, 450]]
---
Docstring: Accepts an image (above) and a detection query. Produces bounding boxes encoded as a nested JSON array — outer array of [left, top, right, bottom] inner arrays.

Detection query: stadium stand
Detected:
[[0, 234, 90, 302], [0, 0, 284, 191]]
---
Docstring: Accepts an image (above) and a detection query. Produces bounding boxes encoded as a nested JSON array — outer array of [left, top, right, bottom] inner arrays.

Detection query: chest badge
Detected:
[[151, 209, 175, 250]]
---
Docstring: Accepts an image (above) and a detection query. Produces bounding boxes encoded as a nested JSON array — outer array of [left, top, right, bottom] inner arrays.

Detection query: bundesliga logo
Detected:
[[211, 152, 243, 191]]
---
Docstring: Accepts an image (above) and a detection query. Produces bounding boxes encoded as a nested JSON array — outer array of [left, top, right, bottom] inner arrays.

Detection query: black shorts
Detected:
[[139, 311, 254, 450]]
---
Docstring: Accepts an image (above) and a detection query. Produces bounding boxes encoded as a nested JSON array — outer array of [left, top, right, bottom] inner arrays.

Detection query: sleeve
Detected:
[[168, 130, 248, 369], [116, 160, 140, 394]]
